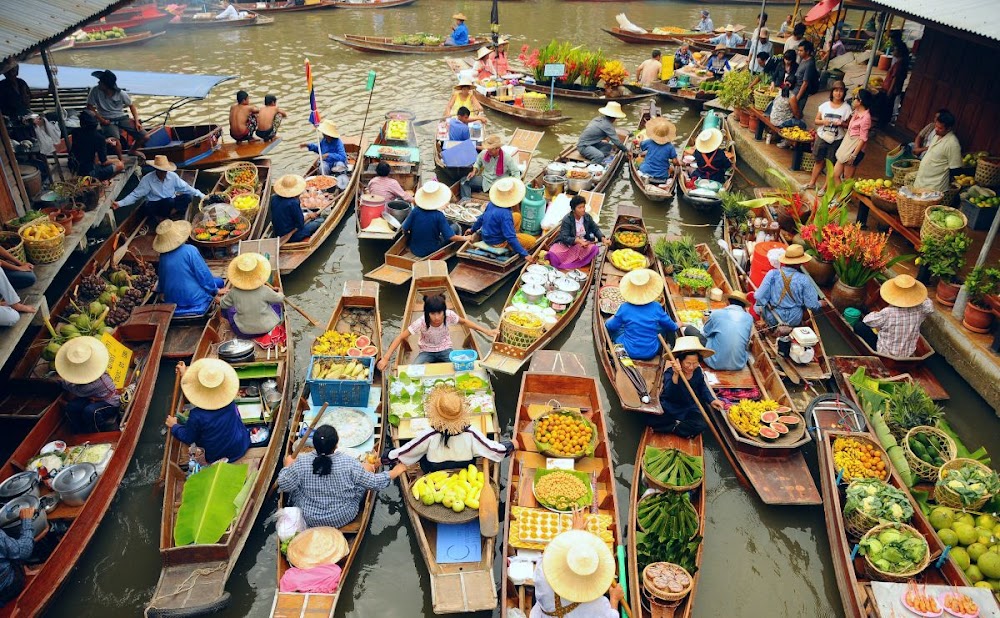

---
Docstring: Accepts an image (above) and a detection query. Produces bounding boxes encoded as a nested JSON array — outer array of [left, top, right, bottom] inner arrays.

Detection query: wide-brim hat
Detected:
[[454, 76, 475, 90], [727, 291, 750, 306], [317, 119, 340, 139], [619, 268, 663, 305], [724, 24, 735, 32], [150, 154, 177, 172], [483, 134, 503, 150], [644, 117, 676, 145], [286, 527, 349, 569], [672, 335, 715, 359], [489, 177, 525, 208], [274, 174, 307, 198], [55, 336, 110, 385], [779, 243, 812, 265], [542, 530, 615, 603], [414, 180, 452, 211], [181, 358, 240, 410], [452, 12, 466, 20], [426, 386, 471, 434], [598, 101, 627, 119], [476, 46, 492, 60], [694, 128, 723, 153], [152, 219, 193, 253], [90, 69, 117, 85], [714, 44, 727, 52], [880, 274, 928, 308], [228, 252, 271, 291]]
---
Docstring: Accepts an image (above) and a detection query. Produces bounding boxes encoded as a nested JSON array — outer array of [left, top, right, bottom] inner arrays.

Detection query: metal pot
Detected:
[[546, 290, 573, 312], [565, 171, 594, 193], [554, 277, 581, 298], [218, 338, 255, 363], [545, 162, 568, 176], [521, 284, 546, 303], [0, 495, 46, 537], [0, 471, 39, 504], [52, 463, 98, 507], [526, 264, 551, 277], [520, 272, 547, 287], [565, 269, 589, 283], [542, 175, 566, 197], [385, 202, 411, 225]]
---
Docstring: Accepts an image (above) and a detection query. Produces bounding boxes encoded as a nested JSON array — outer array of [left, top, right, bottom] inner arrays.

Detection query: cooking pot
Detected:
[[526, 264, 551, 277], [0, 471, 39, 504], [52, 463, 98, 507], [546, 290, 573, 312], [0, 495, 47, 538], [565, 171, 594, 193], [520, 272, 546, 287], [218, 338, 255, 363], [542, 175, 566, 197], [545, 162, 568, 176], [565, 269, 589, 283], [554, 277, 581, 298], [521, 284, 545, 303]]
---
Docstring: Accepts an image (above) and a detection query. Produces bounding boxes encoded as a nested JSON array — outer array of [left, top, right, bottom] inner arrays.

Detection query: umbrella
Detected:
[[805, 0, 840, 24]]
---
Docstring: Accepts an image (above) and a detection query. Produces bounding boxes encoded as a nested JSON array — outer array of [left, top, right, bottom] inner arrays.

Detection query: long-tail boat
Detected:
[[139, 124, 281, 169], [473, 91, 571, 127], [167, 12, 274, 29], [603, 26, 714, 45], [676, 113, 735, 211], [71, 30, 166, 49], [332, 0, 420, 9], [269, 280, 384, 618], [520, 82, 655, 104], [355, 116, 420, 243], [83, 4, 174, 33], [628, 102, 677, 203], [330, 34, 482, 54], [500, 351, 622, 616], [234, 0, 338, 12]]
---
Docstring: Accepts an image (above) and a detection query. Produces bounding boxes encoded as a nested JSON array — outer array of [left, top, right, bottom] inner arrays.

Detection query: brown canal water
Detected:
[[39, 2, 1000, 616]]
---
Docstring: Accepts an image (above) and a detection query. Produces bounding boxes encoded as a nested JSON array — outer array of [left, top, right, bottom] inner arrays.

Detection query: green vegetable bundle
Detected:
[[938, 462, 1000, 506], [636, 531, 701, 575], [637, 491, 698, 542], [885, 381, 943, 438], [675, 268, 713, 292], [653, 236, 700, 271], [643, 447, 703, 489], [843, 479, 913, 523], [908, 432, 949, 467], [859, 524, 928, 575]]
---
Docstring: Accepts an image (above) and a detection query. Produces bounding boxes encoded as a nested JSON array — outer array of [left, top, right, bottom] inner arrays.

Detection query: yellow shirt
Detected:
[[451, 92, 474, 116]]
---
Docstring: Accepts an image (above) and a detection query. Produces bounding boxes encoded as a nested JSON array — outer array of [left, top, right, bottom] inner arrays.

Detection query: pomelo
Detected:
[[978, 551, 1000, 579], [952, 547, 971, 570], [977, 514, 997, 529], [938, 528, 959, 547], [977, 526, 995, 545], [993, 523, 1000, 538], [968, 542, 989, 563], [966, 564, 985, 583], [975, 581, 994, 591], [957, 513, 977, 528], [955, 523, 979, 546], [930, 507, 955, 530]]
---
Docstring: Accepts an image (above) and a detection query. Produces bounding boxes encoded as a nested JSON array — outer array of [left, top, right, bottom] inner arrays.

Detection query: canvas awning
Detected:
[[17, 64, 234, 99]]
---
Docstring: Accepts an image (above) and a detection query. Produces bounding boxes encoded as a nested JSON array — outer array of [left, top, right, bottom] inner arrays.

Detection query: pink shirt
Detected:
[[366, 176, 410, 202], [408, 309, 459, 352], [847, 109, 871, 141]]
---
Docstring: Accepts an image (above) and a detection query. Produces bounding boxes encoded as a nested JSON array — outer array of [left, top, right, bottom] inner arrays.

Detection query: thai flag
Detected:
[[306, 59, 320, 126]]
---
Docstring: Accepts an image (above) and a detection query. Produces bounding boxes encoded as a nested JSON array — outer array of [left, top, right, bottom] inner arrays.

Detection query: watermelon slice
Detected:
[[759, 427, 779, 441], [770, 422, 789, 434], [355, 336, 371, 348], [360, 345, 378, 356], [760, 411, 779, 424], [347, 348, 363, 357], [778, 415, 800, 426]]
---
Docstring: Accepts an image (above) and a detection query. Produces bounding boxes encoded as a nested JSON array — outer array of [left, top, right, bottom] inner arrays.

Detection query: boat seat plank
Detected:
[[706, 367, 757, 389], [431, 569, 497, 614], [528, 351, 588, 375], [735, 450, 822, 505], [147, 561, 229, 612], [271, 591, 336, 618]]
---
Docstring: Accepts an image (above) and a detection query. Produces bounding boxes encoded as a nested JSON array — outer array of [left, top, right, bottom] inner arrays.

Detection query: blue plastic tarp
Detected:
[[17, 64, 234, 99]]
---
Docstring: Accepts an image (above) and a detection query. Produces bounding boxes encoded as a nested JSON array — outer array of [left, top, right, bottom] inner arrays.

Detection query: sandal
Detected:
[[802, 184, 815, 190]]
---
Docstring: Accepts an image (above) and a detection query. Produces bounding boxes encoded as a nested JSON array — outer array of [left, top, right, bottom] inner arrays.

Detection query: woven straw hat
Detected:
[[227, 252, 271, 291], [483, 134, 503, 150], [317, 119, 340, 139], [779, 244, 812, 265], [476, 46, 492, 60], [149, 155, 177, 172], [619, 269, 663, 305], [414, 180, 452, 211], [694, 128, 723, 153], [426, 386, 470, 434], [724, 24, 735, 32], [644, 117, 677, 145], [597, 101, 627, 119], [152, 219, 193, 253], [55, 336, 110, 385], [181, 358, 240, 411], [542, 530, 615, 603], [727, 291, 750, 306], [454, 76, 475, 90], [672, 335, 715, 359], [452, 12, 466, 20], [880, 274, 928, 308], [286, 527, 349, 569], [274, 174, 307, 198], [489, 177, 525, 208]]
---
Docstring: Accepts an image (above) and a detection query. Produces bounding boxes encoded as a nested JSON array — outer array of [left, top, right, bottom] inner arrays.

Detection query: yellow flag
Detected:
[[100, 333, 133, 389]]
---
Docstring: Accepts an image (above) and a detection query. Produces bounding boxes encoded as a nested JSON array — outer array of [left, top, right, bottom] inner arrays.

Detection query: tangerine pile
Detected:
[[534, 412, 594, 457], [832, 437, 888, 481]]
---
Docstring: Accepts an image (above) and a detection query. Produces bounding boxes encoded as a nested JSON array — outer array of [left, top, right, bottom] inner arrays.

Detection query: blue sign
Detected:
[[543, 63, 565, 78]]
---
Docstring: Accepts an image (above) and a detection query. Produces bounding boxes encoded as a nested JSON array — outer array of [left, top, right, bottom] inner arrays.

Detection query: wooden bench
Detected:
[[747, 107, 811, 171], [853, 191, 922, 250]]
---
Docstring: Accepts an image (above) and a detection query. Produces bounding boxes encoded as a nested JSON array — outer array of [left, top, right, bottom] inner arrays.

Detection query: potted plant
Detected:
[[718, 70, 753, 124], [826, 223, 912, 311], [920, 232, 972, 306], [961, 266, 999, 333]]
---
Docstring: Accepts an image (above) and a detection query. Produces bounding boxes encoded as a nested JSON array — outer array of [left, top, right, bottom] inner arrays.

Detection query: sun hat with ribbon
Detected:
[[55, 336, 110, 385], [644, 117, 677, 145], [152, 219, 193, 253], [778, 244, 812, 265], [452, 12, 466, 20], [489, 177, 526, 208], [317, 119, 340, 139], [274, 174, 307, 198], [694, 128, 723, 153], [880, 274, 928, 308], [542, 530, 616, 603], [227, 252, 271, 291], [181, 358, 240, 411], [672, 335, 715, 359], [414, 180, 452, 211], [425, 386, 471, 434], [597, 101, 627, 119], [149, 155, 177, 172], [476, 46, 492, 60], [619, 269, 664, 306], [286, 527, 349, 569]]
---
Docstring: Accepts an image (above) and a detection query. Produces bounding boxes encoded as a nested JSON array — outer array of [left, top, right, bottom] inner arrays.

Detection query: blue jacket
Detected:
[[157, 244, 224, 316], [659, 367, 716, 423], [307, 137, 347, 167], [271, 194, 306, 238], [402, 208, 455, 258], [172, 402, 250, 464], [703, 305, 754, 370], [606, 302, 678, 361], [451, 23, 469, 45], [470, 203, 527, 257], [638, 140, 677, 179]]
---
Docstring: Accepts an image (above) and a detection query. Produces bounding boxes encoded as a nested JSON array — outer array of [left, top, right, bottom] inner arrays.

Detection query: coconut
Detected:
[[89, 301, 106, 317], [72, 315, 92, 332], [58, 323, 80, 337], [42, 342, 61, 362]]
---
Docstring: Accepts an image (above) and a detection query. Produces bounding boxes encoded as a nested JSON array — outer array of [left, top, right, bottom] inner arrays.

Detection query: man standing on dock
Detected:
[[911, 110, 962, 193]]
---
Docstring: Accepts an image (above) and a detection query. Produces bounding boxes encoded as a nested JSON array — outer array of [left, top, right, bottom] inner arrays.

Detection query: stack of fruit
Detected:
[[832, 436, 889, 481], [411, 465, 485, 513], [312, 332, 376, 357], [963, 151, 990, 168], [727, 399, 794, 441], [610, 248, 647, 271], [41, 302, 112, 362], [533, 411, 595, 458], [928, 507, 1000, 591], [613, 230, 647, 249], [854, 178, 893, 196], [386, 119, 410, 141], [955, 174, 976, 188], [965, 192, 1000, 208], [19, 222, 62, 242], [779, 127, 813, 142], [191, 216, 250, 244], [310, 358, 370, 381], [80, 27, 126, 41]]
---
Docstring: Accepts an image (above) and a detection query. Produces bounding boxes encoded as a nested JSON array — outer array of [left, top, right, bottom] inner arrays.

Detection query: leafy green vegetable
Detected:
[[938, 463, 1000, 506], [653, 236, 700, 271], [844, 479, 913, 523], [674, 268, 713, 292], [174, 462, 249, 546], [885, 381, 943, 436], [859, 525, 927, 574], [636, 530, 702, 575]]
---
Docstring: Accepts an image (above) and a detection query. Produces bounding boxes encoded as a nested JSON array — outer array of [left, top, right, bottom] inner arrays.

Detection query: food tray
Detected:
[[321, 407, 374, 448], [532, 468, 593, 513], [305, 175, 338, 192], [531, 409, 598, 460], [508, 506, 613, 550], [403, 470, 499, 524]]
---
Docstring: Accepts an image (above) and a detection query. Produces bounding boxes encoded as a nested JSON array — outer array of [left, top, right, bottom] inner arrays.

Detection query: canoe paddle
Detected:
[[283, 298, 320, 328], [479, 458, 499, 538], [155, 365, 184, 489]]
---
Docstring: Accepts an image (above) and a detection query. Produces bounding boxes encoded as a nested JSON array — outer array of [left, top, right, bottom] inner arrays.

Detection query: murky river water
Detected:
[[36, 2, 1000, 616]]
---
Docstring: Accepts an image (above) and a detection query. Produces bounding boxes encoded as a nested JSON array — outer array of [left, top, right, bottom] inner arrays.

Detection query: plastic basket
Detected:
[[306, 355, 374, 407], [903, 425, 957, 483], [860, 522, 930, 583], [891, 159, 920, 187], [935, 458, 997, 511], [449, 349, 478, 372], [920, 205, 967, 243], [0, 232, 25, 263], [19, 220, 65, 264], [224, 161, 259, 186], [522, 95, 548, 111], [975, 156, 1000, 187], [897, 187, 940, 227], [500, 311, 543, 348]]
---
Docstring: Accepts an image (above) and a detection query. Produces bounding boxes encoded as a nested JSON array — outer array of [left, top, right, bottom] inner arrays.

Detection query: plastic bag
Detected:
[[540, 193, 572, 231], [276, 507, 307, 542]]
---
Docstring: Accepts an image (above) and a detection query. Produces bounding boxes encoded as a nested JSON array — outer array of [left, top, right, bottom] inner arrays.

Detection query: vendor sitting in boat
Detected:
[[0, 503, 35, 605], [547, 196, 608, 270], [854, 275, 933, 358], [367, 162, 414, 204], [655, 337, 724, 437], [461, 134, 518, 200], [299, 119, 347, 176], [530, 510, 625, 618], [606, 269, 679, 361], [220, 253, 284, 338], [271, 174, 325, 244], [492, 37, 511, 76], [445, 79, 486, 121], [278, 425, 407, 528], [701, 291, 753, 371], [113, 155, 205, 220], [444, 13, 469, 46], [709, 24, 743, 48], [387, 385, 512, 473], [703, 45, 732, 78], [55, 336, 121, 433], [379, 292, 496, 369], [690, 128, 732, 183], [637, 117, 679, 181], [167, 358, 250, 464], [215, 0, 245, 20], [577, 102, 628, 165], [399, 180, 470, 258], [469, 177, 538, 258], [474, 46, 494, 80], [152, 219, 224, 317], [753, 244, 822, 328]]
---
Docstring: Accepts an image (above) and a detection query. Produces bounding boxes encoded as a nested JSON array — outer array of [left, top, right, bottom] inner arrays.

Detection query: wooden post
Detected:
[[40, 49, 67, 182]]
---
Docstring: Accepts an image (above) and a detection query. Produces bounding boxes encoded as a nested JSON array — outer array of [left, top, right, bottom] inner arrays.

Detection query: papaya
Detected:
[[355, 336, 371, 347]]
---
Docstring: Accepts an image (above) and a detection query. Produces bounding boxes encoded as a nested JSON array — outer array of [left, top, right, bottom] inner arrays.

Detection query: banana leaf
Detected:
[[174, 462, 249, 546]]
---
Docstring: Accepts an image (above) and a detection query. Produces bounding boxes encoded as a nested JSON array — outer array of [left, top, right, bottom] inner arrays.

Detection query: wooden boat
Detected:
[[628, 102, 677, 203], [332, 0, 419, 8], [330, 34, 482, 54], [387, 260, 499, 614], [235, 0, 337, 12], [139, 124, 281, 169], [71, 30, 166, 49], [664, 243, 820, 505], [168, 12, 273, 28], [0, 306, 170, 617], [146, 238, 293, 618], [355, 118, 420, 243], [627, 427, 706, 618], [435, 128, 543, 186], [84, 4, 174, 33], [474, 91, 570, 127], [676, 113, 735, 211], [603, 26, 713, 44], [269, 281, 384, 618], [500, 351, 622, 617], [364, 233, 462, 286], [641, 80, 709, 111], [520, 82, 655, 104], [593, 206, 667, 414]]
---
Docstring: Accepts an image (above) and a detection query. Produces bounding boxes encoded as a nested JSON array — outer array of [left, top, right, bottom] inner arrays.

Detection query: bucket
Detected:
[[542, 175, 566, 201], [520, 185, 546, 235], [843, 307, 862, 326], [385, 201, 411, 224], [749, 241, 784, 288], [18, 166, 41, 202], [877, 54, 892, 71], [358, 193, 386, 230], [703, 111, 722, 131]]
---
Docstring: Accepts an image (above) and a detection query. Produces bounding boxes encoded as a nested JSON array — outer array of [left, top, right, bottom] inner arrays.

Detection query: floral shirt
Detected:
[[408, 309, 459, 352]]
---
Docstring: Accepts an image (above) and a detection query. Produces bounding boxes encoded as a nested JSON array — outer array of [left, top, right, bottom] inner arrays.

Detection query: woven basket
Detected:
[[522, 96, 548, 111], [942, 184, 960, 207], [0, 232, 25, 263], [903, 426, 957, 483], [19, 221, 64, 264], [224, 161, 258, 186], [920, 206, 967, 243], [872, 193, 898, 213], [897, 187, 940, 227], [975, 156, 1000, 187], [642, 563, 694, 602], [224, 183, 256, 200], [753, 90, 776, 111], [892, 159, 920, 187], [500, 311, 543, 348], [844, 494, 883, 539], [800, 152, 816, 173], [612, 225, 648, 251], [935, 458, 998, 511], [861, 522, 930, 583]]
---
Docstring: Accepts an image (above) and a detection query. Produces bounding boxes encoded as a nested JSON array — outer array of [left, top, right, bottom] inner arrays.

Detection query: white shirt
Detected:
[[530, 563, 617, 618], [216, 4, 240, 19], [389, 426, 506, 466], [913, 131, 962, 192], [816, 101, 852, 143]]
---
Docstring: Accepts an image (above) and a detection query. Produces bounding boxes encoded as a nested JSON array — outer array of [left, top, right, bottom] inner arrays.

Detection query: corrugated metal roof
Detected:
[[860, 0, 1000, 42], [0, 0, 133, 63]]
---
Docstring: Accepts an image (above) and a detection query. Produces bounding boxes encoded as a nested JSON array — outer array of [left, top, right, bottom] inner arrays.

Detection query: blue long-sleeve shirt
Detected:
[[754, 266, 821, 327], [157, 244, 223, 317], [470, 202, 528, 257], [0, 519, 33, 596], [401, 208, 455, 258], [271, 194, 306, 238], [117, 171, 204, 208], [605, 302, 678, 361], [450, 23, 469, 45], [703, 305, 754, 371], [307, 137, 347, 167], [659, 367, 716, 423], [172, 402, 250, 464], [638, 140, 677, 179]]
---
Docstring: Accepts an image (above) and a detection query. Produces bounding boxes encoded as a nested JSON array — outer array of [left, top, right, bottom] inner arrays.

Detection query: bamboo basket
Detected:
[[522, 95, 549, 111], [500, 311, 543, 348], [920, 206, 967, 243], [800, 152, 816, 173], [0, 232, 26, 263], [871, 193, 898, 213], [975, 156, 1000, 187], [861, 522, 930, 583], [224, 161, 258, 186], [844, 496, 884, 539], [891, 159, 920, 187], [642, 448, 703, 492], [19, 221, 65, 264], [934, 458, 997, 511], [224, 183, 256, 200], [903, 426, 956, 482], [897, 187, 940, 227], [753, 90, 776, 111], [642, 563, 694, 602]]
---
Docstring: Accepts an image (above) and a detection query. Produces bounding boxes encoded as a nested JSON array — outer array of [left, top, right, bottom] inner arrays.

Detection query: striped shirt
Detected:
[[862, 299, 934, 358], [389, 427, 507, 467], [277, 451, 390, 528], [60, 373, 120, 406]]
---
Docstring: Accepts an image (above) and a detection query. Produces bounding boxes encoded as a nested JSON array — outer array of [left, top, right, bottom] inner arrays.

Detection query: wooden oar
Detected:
[[269, 403, 329, 495], [478, 458, 499, 538], [155, 367, 184, 489], [284, 298, 320, 327], [111, 223, 147, 267]]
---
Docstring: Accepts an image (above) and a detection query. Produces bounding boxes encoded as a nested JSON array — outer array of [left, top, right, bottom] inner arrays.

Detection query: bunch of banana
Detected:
[[610, 249, 647, 272], [20, 222, 62, 241], [779, 127, 812, 142], [411, 464, 486, 513], [311, 358, 370, 380]]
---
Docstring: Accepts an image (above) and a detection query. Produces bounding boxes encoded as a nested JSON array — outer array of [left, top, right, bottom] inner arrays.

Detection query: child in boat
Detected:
[[220, 253, 283, 338], [378, 293, 496, 369], [546, 196, 608, 270], [654, 337, 725, 437], [228, 90, 258, 142], [54, 336, 121, 433], [166, 359, 249, 463], [605, 269, 679, 360]]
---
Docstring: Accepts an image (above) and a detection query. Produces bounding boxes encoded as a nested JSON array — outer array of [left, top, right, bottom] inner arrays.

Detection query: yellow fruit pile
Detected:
[[20, 222, 62, 241], [311, 358, 369, 380], [955, 174, 976, 188], [610, 249, 646, 272], [231, 194, 260, 212], [727, 399, 778, 437], [505, 311, 542, 329], [614, 230, 647, 248], [312, 330, 363, 356], [779, 127, 812, 142], [832, 437, 887, 481], [412, 464, 485, 513], [854, 178, 893, 196], [534, 412, 594, 457], [386, 119, 409, 141]]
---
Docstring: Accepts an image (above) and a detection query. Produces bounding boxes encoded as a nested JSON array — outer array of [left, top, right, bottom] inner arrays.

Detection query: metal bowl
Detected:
[[566, 172, 594, 193], [565, 269, 589, 283], [39, 494, 59, 514], [218, 339, 255, 363]]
